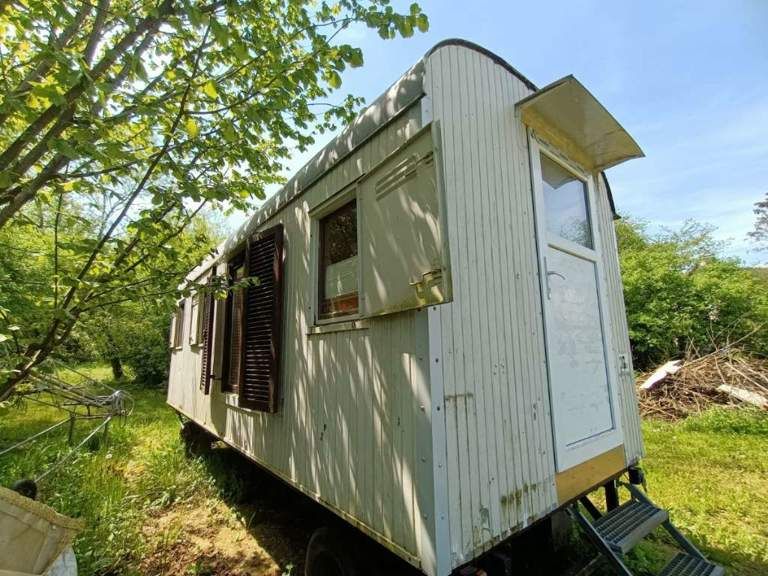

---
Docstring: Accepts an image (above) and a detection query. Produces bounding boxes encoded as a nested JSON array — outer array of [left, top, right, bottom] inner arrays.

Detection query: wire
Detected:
[[35, 416, 113, 483], [0, 417, 69, 458]]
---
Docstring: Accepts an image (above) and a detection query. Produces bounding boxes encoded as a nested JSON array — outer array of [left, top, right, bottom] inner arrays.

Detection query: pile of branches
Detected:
[[637, 347, 768, 420]]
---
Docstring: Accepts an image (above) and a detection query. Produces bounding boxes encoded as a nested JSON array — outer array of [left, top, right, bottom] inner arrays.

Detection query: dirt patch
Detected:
[[140, 497, 302, 576]]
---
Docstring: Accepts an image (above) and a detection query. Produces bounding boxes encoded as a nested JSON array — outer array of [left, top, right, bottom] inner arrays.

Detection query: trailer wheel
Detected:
[[305, 526, 362, 576]]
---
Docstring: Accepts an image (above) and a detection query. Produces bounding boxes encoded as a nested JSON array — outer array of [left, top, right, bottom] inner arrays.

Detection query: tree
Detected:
[[80, 215, 223, 384], [0, 196, 222, 391], [0, 0, 429, 399], [749, 193, 768, 251], [616, 219, 768, 369]]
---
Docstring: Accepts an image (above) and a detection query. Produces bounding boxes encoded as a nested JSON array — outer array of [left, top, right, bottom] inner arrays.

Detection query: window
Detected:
[[540, 153, 593, 249], [172, 301, 185, 349], [222, 254, 245, 394], [318, 199, 358, 319], [189, 294, 202, 345]]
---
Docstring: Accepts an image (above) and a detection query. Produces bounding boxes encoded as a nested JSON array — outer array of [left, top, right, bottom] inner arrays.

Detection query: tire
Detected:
[[305, 526, 362, 576]]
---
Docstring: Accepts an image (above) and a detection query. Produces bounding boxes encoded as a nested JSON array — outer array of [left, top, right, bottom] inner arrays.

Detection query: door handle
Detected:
[[544, 261, 565, 300]]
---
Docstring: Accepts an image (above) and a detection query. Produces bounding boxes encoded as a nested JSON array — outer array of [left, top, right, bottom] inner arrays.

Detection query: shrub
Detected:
[[616, 219, 768, 369]]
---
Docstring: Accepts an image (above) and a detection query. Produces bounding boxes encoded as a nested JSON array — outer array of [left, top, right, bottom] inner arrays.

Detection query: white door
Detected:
[[531, 143, 622, 472]]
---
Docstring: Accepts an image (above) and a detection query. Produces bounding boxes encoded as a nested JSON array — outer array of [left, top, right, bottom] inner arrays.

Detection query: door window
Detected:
[[541, 154, 593, 248]]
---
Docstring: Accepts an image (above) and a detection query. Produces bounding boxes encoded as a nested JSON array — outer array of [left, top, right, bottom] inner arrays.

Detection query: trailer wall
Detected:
[[424, 44, 643, 569], [168, 102, 442, 571]]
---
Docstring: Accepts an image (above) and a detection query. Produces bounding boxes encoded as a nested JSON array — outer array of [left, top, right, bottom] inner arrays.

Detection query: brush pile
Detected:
[[637, 347, 768, 420]]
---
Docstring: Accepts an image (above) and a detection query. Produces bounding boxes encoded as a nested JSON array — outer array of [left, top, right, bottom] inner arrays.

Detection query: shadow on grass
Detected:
[[185, 435, 606, 576], [189, 439, 423, 575]]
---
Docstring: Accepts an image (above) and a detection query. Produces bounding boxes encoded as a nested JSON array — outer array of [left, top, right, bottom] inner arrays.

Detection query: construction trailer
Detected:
[[167, 40, 722, 576]]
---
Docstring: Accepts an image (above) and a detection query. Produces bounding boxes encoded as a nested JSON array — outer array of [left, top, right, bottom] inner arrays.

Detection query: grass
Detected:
[[0, 366, 217, 575], [631, 408, 768, 575], [1, 366, 766, 575]]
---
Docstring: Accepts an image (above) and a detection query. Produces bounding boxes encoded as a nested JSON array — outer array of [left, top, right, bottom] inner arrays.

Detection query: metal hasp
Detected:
[[570, 483, 724, 576]]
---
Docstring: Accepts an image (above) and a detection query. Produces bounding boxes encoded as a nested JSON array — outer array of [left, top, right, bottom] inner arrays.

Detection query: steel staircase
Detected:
[[570, 482, 724, 576]]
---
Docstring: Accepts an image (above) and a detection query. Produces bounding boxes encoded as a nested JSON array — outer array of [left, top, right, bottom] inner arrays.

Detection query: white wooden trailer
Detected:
[[168, 40, 716, 576]]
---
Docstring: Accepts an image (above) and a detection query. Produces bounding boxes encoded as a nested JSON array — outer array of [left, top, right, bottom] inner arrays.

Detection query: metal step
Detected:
[[659, 552, 725, 576], [592, 499, 668, 554]]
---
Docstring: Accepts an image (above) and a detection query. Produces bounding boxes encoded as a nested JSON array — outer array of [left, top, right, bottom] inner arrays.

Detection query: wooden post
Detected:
[[67, 414, 76, 446], [604, 479, 619, 511]]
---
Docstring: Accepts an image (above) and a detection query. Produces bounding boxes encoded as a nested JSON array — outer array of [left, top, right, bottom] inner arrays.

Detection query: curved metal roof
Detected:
[[188, 39, 618, 280]]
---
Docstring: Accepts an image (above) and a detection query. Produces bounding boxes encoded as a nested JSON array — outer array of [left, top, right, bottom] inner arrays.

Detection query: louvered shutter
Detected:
[[226, 269, 245, 394], [199, 279, 216, 394], [239, 224, 284, 412]]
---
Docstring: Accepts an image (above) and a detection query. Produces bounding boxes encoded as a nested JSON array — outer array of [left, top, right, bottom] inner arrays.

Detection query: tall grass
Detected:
[[0, 372, 213, 575]]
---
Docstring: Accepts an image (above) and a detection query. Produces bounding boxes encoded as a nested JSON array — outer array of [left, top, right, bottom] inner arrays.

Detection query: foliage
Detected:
[[0, 0, 429, 397], [748, 192, 768, 252], [0, 375, 215, 575], [0, 198, 221, 387], [616, 219, 768, 369]]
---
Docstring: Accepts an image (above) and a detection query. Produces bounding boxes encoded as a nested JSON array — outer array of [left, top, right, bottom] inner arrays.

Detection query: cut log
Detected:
[[716, 384, 768, 409]]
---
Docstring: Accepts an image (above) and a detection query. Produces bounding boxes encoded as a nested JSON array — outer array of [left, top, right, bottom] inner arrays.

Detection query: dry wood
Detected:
[[637, 346, 768, 420]]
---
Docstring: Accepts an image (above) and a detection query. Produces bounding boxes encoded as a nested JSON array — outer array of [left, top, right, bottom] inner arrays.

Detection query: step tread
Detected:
[[592, 499, 668, 554], [659, 552, 724, 576]]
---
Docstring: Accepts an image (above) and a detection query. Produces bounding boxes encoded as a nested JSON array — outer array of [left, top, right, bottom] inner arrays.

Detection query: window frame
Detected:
[[539, 152, 595, 251], [311, 186, 361, 325], [535, 145, 599, 263], [172, 300, 185, 350], [221, 250, 246, 394]]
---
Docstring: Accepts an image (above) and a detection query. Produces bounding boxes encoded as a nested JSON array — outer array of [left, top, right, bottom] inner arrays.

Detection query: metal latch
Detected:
[[410, 268, 444, 301]]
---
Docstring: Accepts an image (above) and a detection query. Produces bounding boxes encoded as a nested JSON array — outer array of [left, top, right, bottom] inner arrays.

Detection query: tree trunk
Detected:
[[110, 356, 124, 380]]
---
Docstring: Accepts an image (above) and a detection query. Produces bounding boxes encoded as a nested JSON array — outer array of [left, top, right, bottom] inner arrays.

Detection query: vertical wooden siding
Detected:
[[167, 105, 437, 570], [424, 46, 559, 567]]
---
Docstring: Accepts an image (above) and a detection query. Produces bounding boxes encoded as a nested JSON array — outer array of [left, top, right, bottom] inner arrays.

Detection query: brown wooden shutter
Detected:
[[227, 277, 245, 394], [199, 278, 216, 394], [239, 224, 284, 412]]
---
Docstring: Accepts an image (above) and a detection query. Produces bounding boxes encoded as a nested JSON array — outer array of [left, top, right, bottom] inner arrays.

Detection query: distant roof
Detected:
[[189, 40, 617, 280]]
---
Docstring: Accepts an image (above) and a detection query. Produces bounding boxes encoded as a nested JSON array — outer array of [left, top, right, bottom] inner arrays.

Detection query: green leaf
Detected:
[[202, 81, 218, 99], [221, 122, 237, 142], [211, 19, 229, 45], [348, 49, 364, 68], [327, 70, 342, 89], [416, 14, 429, 32], [397, 18, 414, 38], [185, 117, 199, 138]]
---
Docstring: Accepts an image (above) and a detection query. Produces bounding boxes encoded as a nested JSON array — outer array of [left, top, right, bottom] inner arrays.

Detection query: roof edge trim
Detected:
[[426, 38, 539, 92]]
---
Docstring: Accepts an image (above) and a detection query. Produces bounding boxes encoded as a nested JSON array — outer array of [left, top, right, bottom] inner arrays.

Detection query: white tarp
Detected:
[[0, 486, 83, 575]]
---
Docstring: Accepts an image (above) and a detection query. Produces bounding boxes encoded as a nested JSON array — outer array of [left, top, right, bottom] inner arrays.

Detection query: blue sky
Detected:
[[234, 0, 768, 264]]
